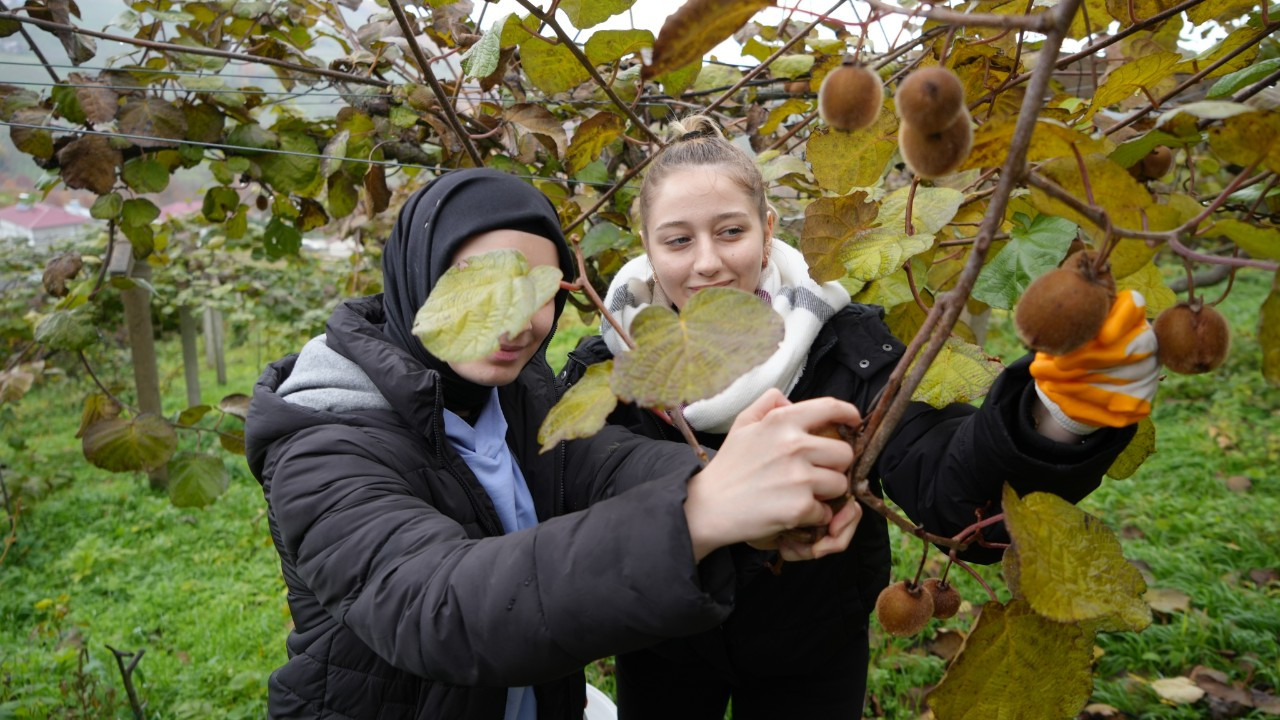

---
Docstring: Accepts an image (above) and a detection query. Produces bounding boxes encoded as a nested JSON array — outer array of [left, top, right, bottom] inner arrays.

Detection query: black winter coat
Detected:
[[558, 303, 1135, 687], [245, 295, 738, 719]]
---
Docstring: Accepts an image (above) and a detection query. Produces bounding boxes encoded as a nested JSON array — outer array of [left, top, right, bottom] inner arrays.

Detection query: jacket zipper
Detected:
[[430, 382, 504, 538]]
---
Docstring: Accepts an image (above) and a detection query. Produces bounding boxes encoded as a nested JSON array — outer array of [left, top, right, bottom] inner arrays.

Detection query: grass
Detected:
[[2, 271, 1277, 718]]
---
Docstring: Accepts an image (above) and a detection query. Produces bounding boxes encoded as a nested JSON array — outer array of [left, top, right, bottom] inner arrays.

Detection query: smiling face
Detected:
[[445, 229, 560, 387], [643, 166, 774, 311]]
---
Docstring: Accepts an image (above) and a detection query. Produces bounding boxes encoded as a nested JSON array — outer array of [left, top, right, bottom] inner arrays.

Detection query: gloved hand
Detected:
[[1029, 289, 1159, 435]]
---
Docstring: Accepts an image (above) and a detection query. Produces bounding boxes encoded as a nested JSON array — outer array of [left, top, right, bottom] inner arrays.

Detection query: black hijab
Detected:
[[380, 168, 575, 414]]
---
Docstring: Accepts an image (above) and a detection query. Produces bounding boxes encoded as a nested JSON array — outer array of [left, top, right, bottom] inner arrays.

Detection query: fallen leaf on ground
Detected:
[[1078, 702, 1121, 718], [1224, 475, 1252, 492], [1152, 676, 1207, 704], [926, 628, 966, 662], [1145, 587, 1192, 613], [1248, 568, 1279, 586]]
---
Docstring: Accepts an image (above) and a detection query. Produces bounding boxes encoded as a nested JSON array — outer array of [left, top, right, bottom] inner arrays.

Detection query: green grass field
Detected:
[[2, 272, 1277, 718]]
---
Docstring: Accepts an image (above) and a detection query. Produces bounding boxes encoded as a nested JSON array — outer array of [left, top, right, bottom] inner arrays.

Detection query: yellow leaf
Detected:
[[806, 109, 897, 194], [1175, 27, 1261, 80], [1105, 0, 1183, 27], [506, 102, 568, 156], [965, 119, 1108, 172], [1002, 485, 1152, 632], [565, 112, 624, 174], [910, 338, 1003, 408], [926, 599, 1095, 720], [760, 98, 811, 135], [1107, 417, 1155, 479], [800, 191, 880, 283], [1030, 153, 1153, 233], [1108, 239, 1160, 280], [1144, 586, 1191, 613], [644, 0, 775, 79], [843, 229, 934, 284], [520, 34, 591, 95], [1209, 109, 1280, 174], [877, 185, 965, 236], [538, 361, 617, 453], [1117, 263, 1176, 317], [1090, 52, 1182, 117], [1187, 0, 1260, 25], [1209, 218, 1280, 262], [1261, 276, 1280, 385]]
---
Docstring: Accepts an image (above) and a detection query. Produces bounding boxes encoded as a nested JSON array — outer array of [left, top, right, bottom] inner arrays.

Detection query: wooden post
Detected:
[[211, 308, 227, 386], [179, 305, 201, 407], [120, 260, 168, 490], [203, 306, 216, 369]]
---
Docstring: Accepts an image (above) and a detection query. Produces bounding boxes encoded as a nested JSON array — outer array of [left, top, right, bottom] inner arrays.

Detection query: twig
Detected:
[[562, 152, 657, 234], [106, 645, 146, 720], [949, 549, 1001, 603], [905, 262, 929, 313], [0, 1, 58, 83], [386, 0, 482, 166], [863, 0, 1052, 31], [511, 0, 660, 144], [79, 352, 135, 415], [762, 109, 819, 152], [0, 12, 389, 87], [0, 468, 19, 567]]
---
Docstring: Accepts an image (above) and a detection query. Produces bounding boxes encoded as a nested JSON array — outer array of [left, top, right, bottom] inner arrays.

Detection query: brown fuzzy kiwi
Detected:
[[778, 424, 853, 544], [894, 66, 966, 133], [784, 79, 809, 96], [876, 580, 935, 636], [922, 578, 962, 619], [1153, 301, 1231, 374], [818, 61, 884, 132], [1128, 145, 1173, 181], [1014, 250, 1117, 356], [898, 108, 973, 179]]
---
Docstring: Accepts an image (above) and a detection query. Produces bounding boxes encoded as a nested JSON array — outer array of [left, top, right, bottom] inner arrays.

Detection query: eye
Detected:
[[663, 235, 692, 247], [720, 226, 745, 238]]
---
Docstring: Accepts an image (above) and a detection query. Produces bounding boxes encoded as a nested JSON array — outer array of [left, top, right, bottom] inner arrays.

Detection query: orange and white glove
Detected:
[[1029, 289, 1159, 435]]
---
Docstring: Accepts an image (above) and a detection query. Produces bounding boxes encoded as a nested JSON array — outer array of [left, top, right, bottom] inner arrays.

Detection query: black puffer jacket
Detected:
[[559, 302, 1135, 679], [245, 295, 737, 719]]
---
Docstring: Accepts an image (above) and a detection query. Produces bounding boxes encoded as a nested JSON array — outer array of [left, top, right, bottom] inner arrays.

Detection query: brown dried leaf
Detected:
[[117, 97, 187, 148], [644, 0, 775, 80], [1248, 568, 1279, 586], [1224, 475, 1252, 493], [69, 72, 118, 125], [364, 163, 391, 214], [42, 252, 83, 298], [57, 135, 121, 194], [926, 628, 966, 662]]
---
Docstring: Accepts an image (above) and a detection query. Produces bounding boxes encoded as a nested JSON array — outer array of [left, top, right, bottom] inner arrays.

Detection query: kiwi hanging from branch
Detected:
[[894, 66, 966, 134], [1014, 250, 1117, 356], [818, 59, 884, 132], [1154, 300, 1231, 374]]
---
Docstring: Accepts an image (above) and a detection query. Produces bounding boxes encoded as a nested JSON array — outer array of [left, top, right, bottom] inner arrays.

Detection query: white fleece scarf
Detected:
[[601, 239, 851, 433]]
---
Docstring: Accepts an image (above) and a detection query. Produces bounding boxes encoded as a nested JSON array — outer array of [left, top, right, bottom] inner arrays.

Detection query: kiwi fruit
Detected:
[[875, 580, 935, 636], [898, 108, 973, 179], [922, 578, 962, 619], [818, 60, 884, 132], [1014, 250, 1117, 355], [1153, 301, 1231, 374], [1128, 145, 1173, 182], [894, 66, 966, 133]]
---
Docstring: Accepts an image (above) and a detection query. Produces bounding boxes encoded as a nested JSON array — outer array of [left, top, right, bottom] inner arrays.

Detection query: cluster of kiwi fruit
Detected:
[[817, 61, 973, 179], [875, 577, 962, 636]]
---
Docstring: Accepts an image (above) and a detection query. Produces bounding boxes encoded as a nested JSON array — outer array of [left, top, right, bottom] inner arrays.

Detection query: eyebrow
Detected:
[[653, 210, 752, 233]]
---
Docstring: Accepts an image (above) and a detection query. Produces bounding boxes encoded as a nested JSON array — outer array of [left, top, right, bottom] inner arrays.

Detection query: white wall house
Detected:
[[0, 197, 94, 249]]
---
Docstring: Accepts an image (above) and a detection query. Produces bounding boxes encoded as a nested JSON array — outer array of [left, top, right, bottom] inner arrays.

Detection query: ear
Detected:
[[762, 210, 776, 268]]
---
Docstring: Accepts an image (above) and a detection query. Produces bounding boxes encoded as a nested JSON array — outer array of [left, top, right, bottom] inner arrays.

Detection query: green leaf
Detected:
[[413, 249, 563, 363], [121, 157, 170, 194], [806, 110, 897, 194], [561, 0, 636, 29], [263, 217, 302, 260], [580, 221, 635, 257], [644, 0, 775, 80], [328, 173, 359, 220], [121, 198, 160, 228], [10, 108, 54, 160], [90, 192, 123, 220], [1002, 484, 1152, 632], [81, 414, 177, 473], [1261, 276, 1280, 385], [168, 452, 229, 508], [226, 205, 248, 240], [926, 600, 1094, 720], [910, 337, 1002, 408], [117, 97, 188, 148], [122, 222, 155, 259], [611, 287, 784, 409], [227, 122, 278, 150], [584, 29, 653, 65], [840, 228, 934, 285], [1210, 218, 1280, 261], [1108, 129, 1185, 170], [538, 361, 618, 452], [877, 185, 965, 236], [520, 35, 591, 95], [220, 429, 246, 456], [184, 102, 225, 144], [655, 60, 701, 97], [34, 309, 98, 352], [800, 191, 880, 283], [51, 84, 87, 125], [566, 112, 624, 174], [177, 405, 213, 426], [462, 15, 508, 79], [1208, 58, 1280, 99], [76, 393, 121, 439], [202, 186, 240, 222], [1107, 417, 1155, 480], [258, 131, 320, 195], [972, 213, 1076, 310], [769, 54, 815, 80], [1116, 262, 1176, 317]]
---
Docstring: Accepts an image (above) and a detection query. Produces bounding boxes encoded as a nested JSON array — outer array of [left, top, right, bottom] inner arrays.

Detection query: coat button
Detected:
[[858, 359, 870, 369], [882, 343, 893, 351]]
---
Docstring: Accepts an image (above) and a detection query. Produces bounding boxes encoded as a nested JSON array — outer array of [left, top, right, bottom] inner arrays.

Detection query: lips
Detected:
[[490, 344, 526, 362], [688, 280, 733, 292]]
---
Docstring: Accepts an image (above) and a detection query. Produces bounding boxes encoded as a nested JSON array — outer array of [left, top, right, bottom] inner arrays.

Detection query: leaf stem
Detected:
[[78, 352, 135, 416], [949, 549, 1000, 603]]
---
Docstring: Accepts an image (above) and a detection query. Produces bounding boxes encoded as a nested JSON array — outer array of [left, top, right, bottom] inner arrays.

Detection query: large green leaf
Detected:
[[90, 192, 123, 220], [520, 35, 591, 95], [1208, 58, 1280, 99], [840, 228, 934, 285], [644, 0, 774, 79], [806, 110, 897, 194], [800, 191, 880, 283], [973, 213, 1076, 310], [81, 414, 177, 473], [561, 0, 636, 29], [168, 452, 229, 508], [537, 361, 618, 453], [584, 29, 653, 65], [258, 131, 320, 195], [462, 15, 507, 79], [1262, 276, 1280, 385], [121, 157, 170, 194], [34, 309, 98, 352], [910, 338, 1002, 408], [1002, 484, 1151, 632], [927, 599, 1094, 720], [263, 217, 303, 260], [1107, 417, 1155, 480], [202, 186, 240, 222], [414, 249, 562, 363], [122, 198, 160, 228], [611, 287, 784, 409]]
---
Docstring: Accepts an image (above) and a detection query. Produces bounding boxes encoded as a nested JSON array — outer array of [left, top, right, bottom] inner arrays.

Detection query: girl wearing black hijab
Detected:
[[244, 168, 863, 720]]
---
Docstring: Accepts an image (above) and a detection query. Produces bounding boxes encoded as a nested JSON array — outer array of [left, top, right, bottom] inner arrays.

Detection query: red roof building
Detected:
[[0, 199, 93, 248]]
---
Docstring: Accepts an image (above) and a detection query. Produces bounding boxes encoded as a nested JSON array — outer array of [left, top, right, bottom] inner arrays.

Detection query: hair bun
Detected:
[[678, 128, 717, 142]]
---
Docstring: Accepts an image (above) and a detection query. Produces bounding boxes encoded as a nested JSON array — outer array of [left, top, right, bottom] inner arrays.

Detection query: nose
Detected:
[[500, 315, 535, 344], [691, 238, 721, 277]]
